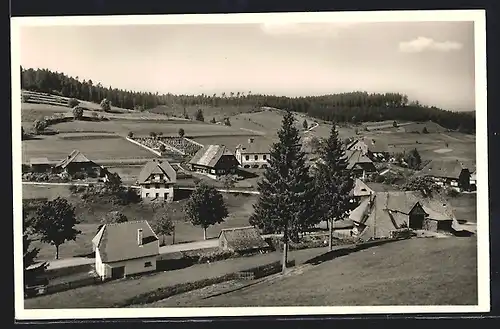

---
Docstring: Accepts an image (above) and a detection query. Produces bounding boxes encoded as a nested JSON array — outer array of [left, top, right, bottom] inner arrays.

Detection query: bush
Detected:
[[68, 98, 80, 108], [182, 249, 235, 264], [127, 131, 134, 138], [446, 187, 460, 197], [72, 107, 84, 120]]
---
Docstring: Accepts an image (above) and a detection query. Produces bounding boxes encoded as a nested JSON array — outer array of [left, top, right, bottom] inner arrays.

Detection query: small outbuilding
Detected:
[[29, 157, 52, 173], [218, 226, 269, 254]]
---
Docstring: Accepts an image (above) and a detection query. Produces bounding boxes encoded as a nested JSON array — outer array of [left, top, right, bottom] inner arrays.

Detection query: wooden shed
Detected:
[[218, 226, 269, 254]]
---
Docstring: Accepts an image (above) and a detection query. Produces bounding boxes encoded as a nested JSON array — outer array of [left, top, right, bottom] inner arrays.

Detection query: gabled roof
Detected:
[[419, 159, 472, 179], [219, 226, 269, 252], [349, 191, 454, 239], [189, 144, 235, 168], [347, 137, 389, 153], [30, 157, 50, 165], [55, 150, 93, 168], [137, 159, 177, 184], [93, 220, 159, 263], [345, 150, 374, 170], [353, 178, 374, 197], [236, 138, 275, 154]]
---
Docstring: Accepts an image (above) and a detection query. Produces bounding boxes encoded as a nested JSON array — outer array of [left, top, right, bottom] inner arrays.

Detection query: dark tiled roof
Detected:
[[346, 150, 375, 170], [55, 150, 93, 168], [137, 159, 177, 184], [419, 159, 473, 179], [349, 191, 453, 239], [236, 137, 275, 154], [219, 226, 269, 252], [92, 220, 159, 263], [189, 144, 235, 168], [347, 137, 389, 153]]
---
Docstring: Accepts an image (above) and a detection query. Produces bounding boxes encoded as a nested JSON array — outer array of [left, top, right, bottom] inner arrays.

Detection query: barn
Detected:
[[189, 144, 239, 179]]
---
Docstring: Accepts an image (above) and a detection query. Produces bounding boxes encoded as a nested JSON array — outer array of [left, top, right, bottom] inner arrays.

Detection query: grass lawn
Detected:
[[23, 184, 258, 260], [22, 134, 155, 162], [161, 237, 477, 307], [24, 247, 328, 309]]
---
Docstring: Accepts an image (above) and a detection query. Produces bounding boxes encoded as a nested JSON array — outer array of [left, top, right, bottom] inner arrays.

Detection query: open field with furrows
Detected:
[[23, 184, 257, 260], [148, 237, 477, 307], [22, 134, 155, 162], [24, 247, 328, 309]]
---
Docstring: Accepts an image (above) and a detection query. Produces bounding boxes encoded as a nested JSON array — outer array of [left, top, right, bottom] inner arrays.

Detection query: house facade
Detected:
[[346, 150, 378, 180], [419, 159, 474, 191], [136, 159, 177, 202], [92, 220, 159, 280], [347, 137, 390, 162], [235, 138, 272, 169], [189, 144, 239, 179]]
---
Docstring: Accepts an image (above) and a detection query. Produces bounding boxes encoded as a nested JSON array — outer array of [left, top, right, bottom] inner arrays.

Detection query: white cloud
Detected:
[[260, 22, 356, 38], [398, 36, 463, 53]]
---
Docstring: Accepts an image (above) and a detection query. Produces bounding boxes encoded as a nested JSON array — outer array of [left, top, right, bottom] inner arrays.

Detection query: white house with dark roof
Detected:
[[92, 220, 159, 280], [136, 159, 177, 202], [235, 137, 273, 169], [189, 144, 239, 179]]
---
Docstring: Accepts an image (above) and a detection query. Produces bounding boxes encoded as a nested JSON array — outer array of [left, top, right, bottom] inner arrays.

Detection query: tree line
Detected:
[[21, 67, 475, 133]]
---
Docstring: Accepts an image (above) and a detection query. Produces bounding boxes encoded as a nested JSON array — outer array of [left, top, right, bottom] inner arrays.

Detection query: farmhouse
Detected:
[[54, 150, 100, 177], [189, 144, 239, 179], [136, 159, 177, 202], [29, 157, 52, 173], [348, 191, 455, 241], [235, 137, 272, 169], [218, 226, 269, 254], [347, 137, 390, 162], [92, 220, 159, 280], [419, 159, 474, 191], [346, 150, 378, 180]]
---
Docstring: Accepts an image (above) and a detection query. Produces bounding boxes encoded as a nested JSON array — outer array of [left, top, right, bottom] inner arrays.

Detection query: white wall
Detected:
[[239, 153, 269, 168], [141, 185, 174, 202], [95, 248, 158, 280]]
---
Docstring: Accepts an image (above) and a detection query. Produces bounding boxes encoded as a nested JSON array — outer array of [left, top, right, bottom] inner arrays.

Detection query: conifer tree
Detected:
[[314, 123, 355, 251], [249, 111, 319, 273]]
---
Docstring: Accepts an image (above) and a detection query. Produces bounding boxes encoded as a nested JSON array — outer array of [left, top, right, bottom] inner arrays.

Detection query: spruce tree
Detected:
[[249, 111, 319, 273], [314, 123, 355, 251]]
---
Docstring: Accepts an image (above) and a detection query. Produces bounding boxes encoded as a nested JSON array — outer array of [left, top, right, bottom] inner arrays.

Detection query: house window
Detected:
[[245, 155, 250, 161], [144, 261, 152, 268], [254, 155, 259, 160], [263, 155, 267, 160]]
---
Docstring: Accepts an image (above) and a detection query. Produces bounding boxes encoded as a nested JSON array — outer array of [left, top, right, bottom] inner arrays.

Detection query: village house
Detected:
[[189, 144, 239, 179], [419, 159, 475, 191], [54, 150, 101, 177], [347, 137, 390, 162], [218, 226, 270, 254], [29, 157, 52, 173], [346, 150, 378, 180], [92, 220, 159, 280], [136, 159, 177, 202], [348, 191, 456, 241], [235, 137, 272, 169], [470, 171, 477, 191]]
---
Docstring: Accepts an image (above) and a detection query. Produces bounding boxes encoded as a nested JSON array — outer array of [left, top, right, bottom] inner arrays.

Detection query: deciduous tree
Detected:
[[32, 197, 80, 260], [72, 106, 84, 120], [152, 204, 176, 245], [184, 182, 228, 240], [178, 128, 185, 138]]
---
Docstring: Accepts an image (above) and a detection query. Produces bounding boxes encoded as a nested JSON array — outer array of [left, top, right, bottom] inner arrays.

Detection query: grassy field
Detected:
[[151, 237, 477, 307], [24, 247, 327, 309], [23, 184, 257, 260], [22, 134, 155, 162]]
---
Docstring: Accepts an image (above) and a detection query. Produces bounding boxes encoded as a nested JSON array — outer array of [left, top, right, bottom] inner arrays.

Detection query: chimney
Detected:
[[248, 138, 254, 144], [137, 229, 143, 246]]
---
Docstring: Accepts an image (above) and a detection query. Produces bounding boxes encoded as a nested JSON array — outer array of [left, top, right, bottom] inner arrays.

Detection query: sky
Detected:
[[19, 20, 475, 111]]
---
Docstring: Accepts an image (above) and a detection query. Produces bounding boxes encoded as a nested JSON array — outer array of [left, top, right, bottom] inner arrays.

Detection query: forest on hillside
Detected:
[[21, 67, 475, 133]]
